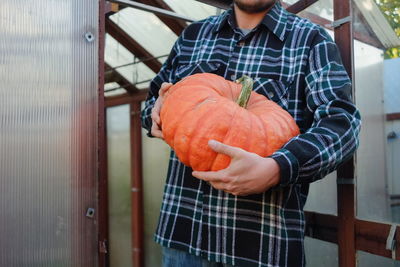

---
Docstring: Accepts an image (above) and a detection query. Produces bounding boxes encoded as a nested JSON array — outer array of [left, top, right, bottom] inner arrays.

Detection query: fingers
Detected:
[[151, 105, 161, 125], [151, 100, 163, 138], [150, 82, 172, 139], [193, 170, 243, 195], [150, 96, 163, 138], [151, 121, 163, 139], [208, 140, 242, 158], [159, 82, 172, 97], [192, 170, 228, 183]]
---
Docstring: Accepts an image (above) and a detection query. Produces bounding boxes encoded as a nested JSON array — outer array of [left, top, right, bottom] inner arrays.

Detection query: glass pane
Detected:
[[105, 82, 127, 97], [166, 0, 220, 21], [304, 172, 337, 215], [0, 0, 99, 266], [296, 0, 334, 22], [107, 105, 133, 267], [141, 103, 171, 267], [305, 237, 338, 266], [354, 24, 399, 222], [110, 8, 177, 60], [105, 34, 155, 89], [357, 250, 400, 267]]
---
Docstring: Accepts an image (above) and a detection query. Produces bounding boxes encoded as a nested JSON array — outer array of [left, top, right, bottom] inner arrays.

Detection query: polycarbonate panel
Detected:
[[141, 103, 170, 267], [305, 237, 338, 266], [0, 1, 99, 266], [304, 172, 337, 215], [296, 0, 334, 22], [106, 105, 132, 267], [384, 58, 400, 114], [354, 38, 392, 222], [357, 250, 400, 267]]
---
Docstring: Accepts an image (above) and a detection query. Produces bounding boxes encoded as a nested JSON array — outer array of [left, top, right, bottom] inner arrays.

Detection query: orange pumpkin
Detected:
[[160, 73, 299, 171]]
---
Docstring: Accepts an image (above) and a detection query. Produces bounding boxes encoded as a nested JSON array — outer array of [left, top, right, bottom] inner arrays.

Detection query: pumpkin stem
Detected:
[[235, 75, 254, 108]]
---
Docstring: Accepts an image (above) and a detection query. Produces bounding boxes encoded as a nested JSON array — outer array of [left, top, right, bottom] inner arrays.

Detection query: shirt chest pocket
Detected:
[[175, 61, 221, 81], [253, 78, 292, 111]]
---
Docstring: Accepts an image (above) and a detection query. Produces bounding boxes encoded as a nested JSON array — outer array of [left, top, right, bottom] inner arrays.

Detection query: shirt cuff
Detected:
[[270, 148, 300, 187]]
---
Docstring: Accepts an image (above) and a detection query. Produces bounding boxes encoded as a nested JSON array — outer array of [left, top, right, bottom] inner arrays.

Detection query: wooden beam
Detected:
[[105, 2, 121, 16], [333, 0, 356, 264], [105, 18, 162, 73], [387, 113, 400, 121], [98, 1, 109, 267], [286, 0, 319, 14], [105, 63, 139, 93], [105, 90, 149, 107], [356, 220, 400, 260], [305, 211, 338, 244], [136, 0, 187, 36], [305, 211, 400, 261], [282, 2, 385, 49]]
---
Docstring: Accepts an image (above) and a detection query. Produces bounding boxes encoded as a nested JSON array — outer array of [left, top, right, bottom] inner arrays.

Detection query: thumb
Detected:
[[159, 82, 173, 97], [208, 140, 241, 158]]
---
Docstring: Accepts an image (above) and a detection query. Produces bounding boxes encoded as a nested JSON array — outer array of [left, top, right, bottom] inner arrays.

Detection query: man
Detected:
[[141, 0, 361, 266]]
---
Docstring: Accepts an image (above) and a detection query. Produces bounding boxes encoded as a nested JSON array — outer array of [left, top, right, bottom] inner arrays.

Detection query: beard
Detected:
[[233, 0, 276, 13]]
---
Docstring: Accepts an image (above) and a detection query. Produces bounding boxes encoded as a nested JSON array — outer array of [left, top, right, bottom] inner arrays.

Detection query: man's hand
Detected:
[[192, 140, 281, 196], [151, 82, 173, 139]]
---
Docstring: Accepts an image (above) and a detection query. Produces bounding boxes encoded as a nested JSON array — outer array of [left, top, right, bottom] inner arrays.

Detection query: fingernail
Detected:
[[208, 140, 217, 146]]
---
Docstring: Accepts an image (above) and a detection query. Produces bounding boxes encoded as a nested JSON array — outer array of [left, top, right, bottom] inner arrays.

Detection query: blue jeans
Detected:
[[162, 247, 235, 267]]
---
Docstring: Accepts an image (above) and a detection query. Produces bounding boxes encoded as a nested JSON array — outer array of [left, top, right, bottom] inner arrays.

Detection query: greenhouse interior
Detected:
[[1, 0, 400, 266]]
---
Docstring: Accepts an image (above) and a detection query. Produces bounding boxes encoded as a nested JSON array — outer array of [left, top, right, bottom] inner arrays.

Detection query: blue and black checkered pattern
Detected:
[[141, 3, 361, 266]]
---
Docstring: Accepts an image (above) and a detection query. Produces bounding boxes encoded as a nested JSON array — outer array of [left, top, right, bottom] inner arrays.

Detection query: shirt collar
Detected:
[[213, 2, 289, 42]]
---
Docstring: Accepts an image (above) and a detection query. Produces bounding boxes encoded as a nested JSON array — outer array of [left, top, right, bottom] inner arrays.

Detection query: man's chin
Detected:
[[234, 0, 276, 13]]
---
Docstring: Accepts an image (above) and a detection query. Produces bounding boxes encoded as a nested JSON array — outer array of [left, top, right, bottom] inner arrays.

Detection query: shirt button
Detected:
[[238, 41, 245, 47], [268, 91, 275, 98], [231, 74, 236, 80]]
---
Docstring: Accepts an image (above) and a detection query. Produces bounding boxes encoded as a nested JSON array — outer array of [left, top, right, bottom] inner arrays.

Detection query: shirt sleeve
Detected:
[[140, 36, 182, 137], [270, 30, 361, 186]]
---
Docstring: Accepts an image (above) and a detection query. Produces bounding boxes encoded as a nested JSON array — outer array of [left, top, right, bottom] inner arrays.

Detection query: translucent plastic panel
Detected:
[[304, 172, 337, 215], [305, 237, 338, 266], [141, 103, 171, 267], [354, 39, 394, 222], [357, 250, 400, 267], [0, 0, 99, 266], [105, 34, 155, 89], [106, 105, 132, 267], [105, 82, 127, 97], [296, 0, 334, 22], [110, 8, 177, 59], [384, 58, 400, 114], [166, 0, 220, 21]]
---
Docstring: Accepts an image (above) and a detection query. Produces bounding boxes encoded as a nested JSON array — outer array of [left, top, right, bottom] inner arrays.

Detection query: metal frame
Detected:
[[98, 1, 109, 267], [101, 0, 400, 266]]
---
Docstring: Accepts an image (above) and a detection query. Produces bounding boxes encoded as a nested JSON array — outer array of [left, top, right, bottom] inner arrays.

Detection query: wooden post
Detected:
[[333, 0, 356, 264], [98, 0, 110, 266]]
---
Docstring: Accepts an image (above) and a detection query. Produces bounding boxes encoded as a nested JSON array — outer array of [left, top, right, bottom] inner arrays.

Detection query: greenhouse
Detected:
[[1, 0, 400, 266]]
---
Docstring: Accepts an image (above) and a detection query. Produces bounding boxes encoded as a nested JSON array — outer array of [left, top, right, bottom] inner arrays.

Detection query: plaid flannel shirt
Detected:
[[141, 3, 361, 266]]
